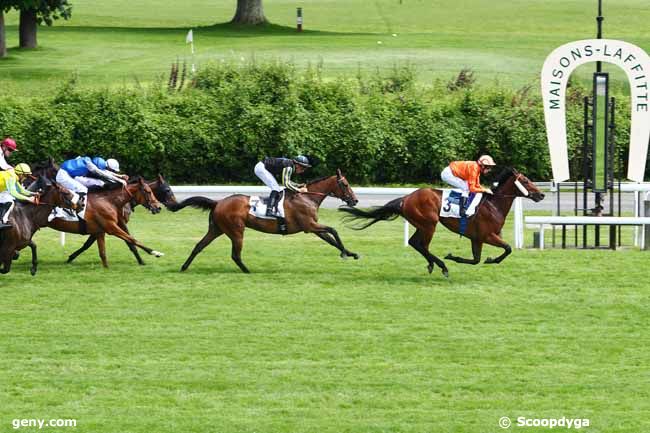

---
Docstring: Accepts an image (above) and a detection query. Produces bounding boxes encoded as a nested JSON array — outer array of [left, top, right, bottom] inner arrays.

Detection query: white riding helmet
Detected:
[[106, 158, 120, 172], [477, 155, 496, 166]]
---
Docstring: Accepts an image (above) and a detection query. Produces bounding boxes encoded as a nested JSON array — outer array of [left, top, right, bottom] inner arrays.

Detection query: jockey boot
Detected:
[[0, 203, 13, 229], [458, 196, 467, 218], [266, 190, 279, 217]]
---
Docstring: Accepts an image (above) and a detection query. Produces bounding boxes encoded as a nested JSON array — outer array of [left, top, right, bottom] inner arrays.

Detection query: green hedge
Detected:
[[0, 62, 636, 184]]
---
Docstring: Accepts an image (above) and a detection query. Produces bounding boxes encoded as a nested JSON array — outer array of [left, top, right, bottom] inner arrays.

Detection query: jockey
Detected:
[[440, 154, 496, 217], [56, 156, 127, 196], [254, 155, 312, 217], [0, 137, 17, 171], [0, 163, 39, 229]]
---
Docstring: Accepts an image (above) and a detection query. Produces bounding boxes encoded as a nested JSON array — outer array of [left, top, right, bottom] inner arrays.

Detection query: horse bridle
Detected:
[[491, 171, 530, 198], [302, 176, 356, 205]]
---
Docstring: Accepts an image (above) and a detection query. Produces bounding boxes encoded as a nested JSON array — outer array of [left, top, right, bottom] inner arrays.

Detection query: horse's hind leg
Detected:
[[67, 235, 96, 264], [408, 228, 448, 277], [28, 241, 37, 276], [483, 233, 512, 264], [181, 225, 222, 272], [445, 239, 483, 265], [226, 230, 249, 274], [312, 224, 359, 259], [119, 223, 144, 265]]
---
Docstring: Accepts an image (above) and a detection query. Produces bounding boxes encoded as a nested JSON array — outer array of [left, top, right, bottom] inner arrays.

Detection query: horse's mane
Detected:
[[306, 174, 333, 185], [493, 167, 515, 190]]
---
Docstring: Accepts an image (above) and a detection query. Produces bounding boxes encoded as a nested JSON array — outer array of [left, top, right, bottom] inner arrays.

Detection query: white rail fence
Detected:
[[58, 183, 650, 249]]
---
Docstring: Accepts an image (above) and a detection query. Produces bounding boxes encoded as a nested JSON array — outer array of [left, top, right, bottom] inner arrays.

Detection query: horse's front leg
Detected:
[[445, 239, 483, 265], [483, 233, 512, 264], [103, 222, 164, 258], [28, 241, 38, 276], [311, 223, 358, 259]]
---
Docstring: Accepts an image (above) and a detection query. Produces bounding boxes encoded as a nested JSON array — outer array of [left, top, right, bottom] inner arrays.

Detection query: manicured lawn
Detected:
[[1, 0, 649, 94], [1, 208, 648, 432]]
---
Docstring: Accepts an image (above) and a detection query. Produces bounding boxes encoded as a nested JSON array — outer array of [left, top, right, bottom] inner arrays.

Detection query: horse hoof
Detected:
[[352, 254, 360, 260], [444, 253, 453, 260], [442, 269, 449, 278], [427, 263, 434, 274], [30, 267, 36, 276], [152, 251, 164, 258], [340, 252, 347, 259], [13, 252, 20, 261], [485, 257, 494, 264]]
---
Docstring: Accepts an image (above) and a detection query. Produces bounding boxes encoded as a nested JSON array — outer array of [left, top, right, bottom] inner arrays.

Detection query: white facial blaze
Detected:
[[514, 179, 529, 196], [541, 39, 650, 182], [70, 192, 80, 205]]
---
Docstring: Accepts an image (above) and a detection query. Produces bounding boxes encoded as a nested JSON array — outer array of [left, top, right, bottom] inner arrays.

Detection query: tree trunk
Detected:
[[19, 8, 38, 49], [230, 0, 268, 25], [0, 11, 6, 58]]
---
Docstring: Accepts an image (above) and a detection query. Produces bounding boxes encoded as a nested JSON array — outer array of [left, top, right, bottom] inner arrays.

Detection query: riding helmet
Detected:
[[293, 155, 312, 168], [14, 163, 32, 176], [477, 155, 496, 166]]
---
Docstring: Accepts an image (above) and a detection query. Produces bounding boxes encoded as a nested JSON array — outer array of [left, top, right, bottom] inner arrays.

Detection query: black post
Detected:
[[596, 0, 603, 72], [583, 97, 590, 248]]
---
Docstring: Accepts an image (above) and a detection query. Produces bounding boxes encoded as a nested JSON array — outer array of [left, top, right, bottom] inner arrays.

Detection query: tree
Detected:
[[0, 1, 19, 58], [18, 0, 71, 49], [230, 0, 267, 25]]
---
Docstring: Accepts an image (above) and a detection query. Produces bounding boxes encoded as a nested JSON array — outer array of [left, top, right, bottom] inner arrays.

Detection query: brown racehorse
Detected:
[[0, 177, 78, 275], [64, 175, 177, 266], [48, 177, 164, 267], [168, 169, 359, 273], [339, 167, 544, 277]]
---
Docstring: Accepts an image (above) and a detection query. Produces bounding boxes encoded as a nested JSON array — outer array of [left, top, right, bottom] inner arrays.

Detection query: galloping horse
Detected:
[[339, 168, 544, 277], [64, 175, 177, 266], [48, 177, 164, 267], [0, 177, 78, 275], [168, 169, 359, 273]]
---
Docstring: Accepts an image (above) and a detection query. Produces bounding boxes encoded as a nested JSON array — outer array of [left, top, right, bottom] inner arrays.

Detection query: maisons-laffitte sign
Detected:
[[541, 39, 650, 182]]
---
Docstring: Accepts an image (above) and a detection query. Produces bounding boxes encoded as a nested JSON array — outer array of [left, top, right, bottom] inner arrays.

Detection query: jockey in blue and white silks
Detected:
[[56, 156, 126, 195]]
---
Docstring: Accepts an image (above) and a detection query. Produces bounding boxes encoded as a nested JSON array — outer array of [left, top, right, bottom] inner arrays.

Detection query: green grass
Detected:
[[1, 0, 649, 94], [1, 208, 649, 432]]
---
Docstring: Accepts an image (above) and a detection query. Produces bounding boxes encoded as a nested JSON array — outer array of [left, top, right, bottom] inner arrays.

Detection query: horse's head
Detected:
[[497, 168, 545, 202], [39, 178, 79, 211], [131, 177, 163, 214], [333, 169, 358, 207], [151, 174, 177, 208]]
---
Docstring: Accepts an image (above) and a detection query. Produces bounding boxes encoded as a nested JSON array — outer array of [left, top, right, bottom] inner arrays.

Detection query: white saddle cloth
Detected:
[[439, 190, 482, 218], [249, 193, 286, 219]]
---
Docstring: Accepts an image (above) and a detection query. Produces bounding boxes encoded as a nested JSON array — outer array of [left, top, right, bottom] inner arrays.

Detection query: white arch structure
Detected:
[[541, 39, 650, 182]]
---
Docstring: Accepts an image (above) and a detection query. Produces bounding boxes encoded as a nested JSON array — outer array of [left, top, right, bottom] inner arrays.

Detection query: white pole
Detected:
[[191, 41, 196, 74], [403, 219, 409, 246], [513, 197, 524, 249], [60, 232, 66, 247]]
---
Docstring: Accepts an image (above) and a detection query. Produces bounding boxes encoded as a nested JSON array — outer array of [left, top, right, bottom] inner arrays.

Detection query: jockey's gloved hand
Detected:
[[484, 188, 494, 195]]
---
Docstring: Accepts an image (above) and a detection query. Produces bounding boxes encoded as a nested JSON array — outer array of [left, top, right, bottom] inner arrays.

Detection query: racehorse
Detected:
[[168, 169, 359, 273], [48, 177, 164, 267], [64, 175, 177, 266], [339, 167, 544, 277], [0, 177, 78, 275]]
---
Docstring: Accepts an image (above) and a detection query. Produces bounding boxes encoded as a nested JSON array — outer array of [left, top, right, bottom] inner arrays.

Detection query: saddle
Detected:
[[439, 190, 482, 218], [249, 191, 286, 220]]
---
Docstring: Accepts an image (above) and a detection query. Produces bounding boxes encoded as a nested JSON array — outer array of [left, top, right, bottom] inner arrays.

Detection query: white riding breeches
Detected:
[[56, 169, 89, 194], [254, 161, 282, 192], [441, 166, 469, 197], [0, 191, 15, 223], [75, 176, 105, 188]]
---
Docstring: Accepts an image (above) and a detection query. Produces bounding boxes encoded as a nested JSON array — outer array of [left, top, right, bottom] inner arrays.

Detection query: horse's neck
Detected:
[[305, 177, 336, 205], [101, 186, 132, 207], [18, 202, 53, 230], [489, 178, 517, 217]]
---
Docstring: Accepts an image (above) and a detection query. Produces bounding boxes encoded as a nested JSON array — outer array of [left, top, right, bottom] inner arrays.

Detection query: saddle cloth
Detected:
[[439, 190, 482, 218], [49, 206, 86, 222], [249, 191, 286, 219]]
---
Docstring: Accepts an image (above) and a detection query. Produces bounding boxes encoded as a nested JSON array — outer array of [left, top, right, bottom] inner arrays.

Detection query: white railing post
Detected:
[[513, 197, 524, 249], [403, 219, 409, 246], [60, 232, 66, 247]]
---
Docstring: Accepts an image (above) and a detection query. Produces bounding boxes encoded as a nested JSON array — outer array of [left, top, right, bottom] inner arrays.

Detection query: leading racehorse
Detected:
[[339, 167, 544, 277], [168, 169, 359, 273]]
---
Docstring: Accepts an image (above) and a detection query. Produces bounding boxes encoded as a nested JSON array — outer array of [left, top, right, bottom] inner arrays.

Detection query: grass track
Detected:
[[1, 208, 649, 432]]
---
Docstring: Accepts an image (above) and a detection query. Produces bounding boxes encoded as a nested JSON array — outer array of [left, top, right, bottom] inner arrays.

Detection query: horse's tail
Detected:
[[339, 197, 403, 230], [167, 196, 217, 212]]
